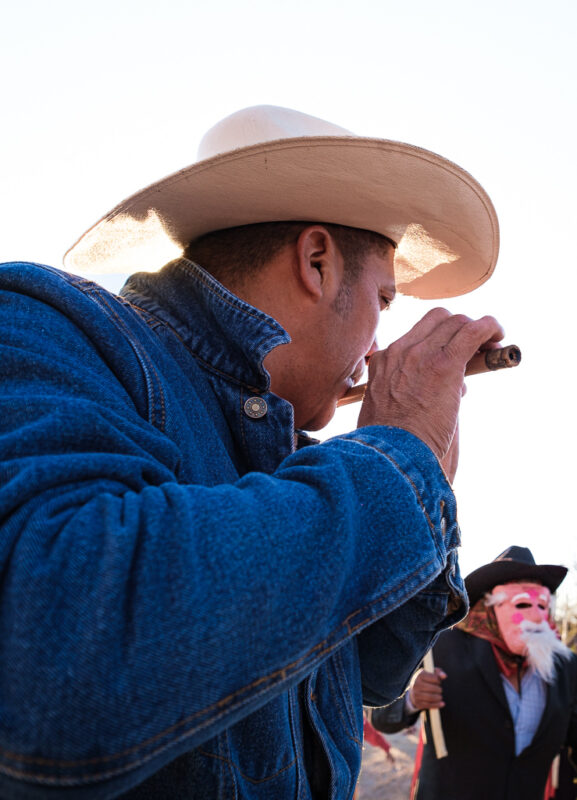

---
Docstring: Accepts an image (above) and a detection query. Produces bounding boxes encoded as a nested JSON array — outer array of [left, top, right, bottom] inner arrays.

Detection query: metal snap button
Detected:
[[244, 396, 268, 419]]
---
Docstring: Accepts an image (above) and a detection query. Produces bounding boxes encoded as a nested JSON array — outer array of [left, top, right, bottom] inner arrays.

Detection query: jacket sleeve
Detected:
[[0, 263, 466, 795], [370, 696, 421, 733]]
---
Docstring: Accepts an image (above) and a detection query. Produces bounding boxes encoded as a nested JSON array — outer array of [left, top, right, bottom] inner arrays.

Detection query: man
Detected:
[[0, 105, 504, 798], [370, 546, 577, 800]]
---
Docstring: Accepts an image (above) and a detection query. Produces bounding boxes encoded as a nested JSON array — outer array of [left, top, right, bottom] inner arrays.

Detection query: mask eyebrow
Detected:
[[511, 592, 531, 603]]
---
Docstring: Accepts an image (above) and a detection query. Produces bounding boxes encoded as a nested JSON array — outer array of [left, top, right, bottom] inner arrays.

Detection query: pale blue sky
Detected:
[[1, 0, 576, 590]]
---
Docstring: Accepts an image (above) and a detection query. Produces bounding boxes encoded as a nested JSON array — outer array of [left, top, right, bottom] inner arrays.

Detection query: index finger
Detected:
[[443, 315, 506, 369], [418, 670, 444, 687]]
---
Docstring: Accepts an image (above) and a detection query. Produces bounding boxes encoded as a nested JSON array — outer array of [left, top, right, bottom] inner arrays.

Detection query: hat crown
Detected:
[[197, 105, 353, 161], [493, 545, 537, 567], [464, 545, 568, 606]]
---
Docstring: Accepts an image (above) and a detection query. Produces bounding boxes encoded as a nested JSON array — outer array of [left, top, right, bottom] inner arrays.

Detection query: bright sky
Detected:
[[2, 0, 576, 598]]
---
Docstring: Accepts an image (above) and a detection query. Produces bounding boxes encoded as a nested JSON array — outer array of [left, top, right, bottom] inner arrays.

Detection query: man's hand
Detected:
[[409, 667, 447, 710], [357, 308, 505, 476], [440, 420, 459, 484]]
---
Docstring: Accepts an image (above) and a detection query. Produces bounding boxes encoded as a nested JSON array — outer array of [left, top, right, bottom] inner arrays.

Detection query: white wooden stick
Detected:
[[551, 754, 560, 790]]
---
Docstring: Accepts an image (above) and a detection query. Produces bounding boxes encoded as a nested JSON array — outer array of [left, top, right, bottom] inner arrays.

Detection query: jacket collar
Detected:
[[120, 258, 291, 393], [465, 631, 557, 744]]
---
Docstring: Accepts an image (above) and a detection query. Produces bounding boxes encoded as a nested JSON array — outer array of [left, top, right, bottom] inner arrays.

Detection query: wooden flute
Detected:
[[337, 344, 522, 408]]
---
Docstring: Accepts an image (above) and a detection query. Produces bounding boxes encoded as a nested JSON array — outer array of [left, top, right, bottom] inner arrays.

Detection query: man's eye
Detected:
[[515, 602, 531, 609], [380, 296, 392, 311]]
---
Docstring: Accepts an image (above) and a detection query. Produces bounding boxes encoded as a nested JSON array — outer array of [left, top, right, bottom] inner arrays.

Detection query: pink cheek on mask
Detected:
[[511, 612, 524, 624]]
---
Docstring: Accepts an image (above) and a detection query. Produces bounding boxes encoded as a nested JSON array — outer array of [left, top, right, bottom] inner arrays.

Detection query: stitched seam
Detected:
[[181, 349, 263, 393], [197, 749, 298, 785], [177, 262, 278, 326], [123, 301, 166, 331], [98, 291, 167, 432], [239, 389, 249, 454], [331, 651, 361, 743], [84, 287, 167, 432], [326, 663, 362, 746], [287, 685, 305, 791], [345, 437, 436, 535], [23, 272, 166, 431], [132, 304, 266, 395]]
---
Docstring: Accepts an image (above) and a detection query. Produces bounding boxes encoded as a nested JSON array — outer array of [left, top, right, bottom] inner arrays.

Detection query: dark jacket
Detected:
[[371, 628, 577, 800]]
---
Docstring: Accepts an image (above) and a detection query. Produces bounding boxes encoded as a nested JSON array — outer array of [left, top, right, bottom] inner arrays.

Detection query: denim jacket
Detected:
[[0, 259, 467, 799]]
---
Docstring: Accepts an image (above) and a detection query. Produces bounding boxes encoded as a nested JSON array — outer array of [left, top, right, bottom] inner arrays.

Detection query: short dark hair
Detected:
[[183, 221, 395, 288]]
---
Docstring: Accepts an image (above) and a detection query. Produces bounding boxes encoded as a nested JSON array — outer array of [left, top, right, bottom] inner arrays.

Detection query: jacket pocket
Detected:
[[200, 692, 300, 798]]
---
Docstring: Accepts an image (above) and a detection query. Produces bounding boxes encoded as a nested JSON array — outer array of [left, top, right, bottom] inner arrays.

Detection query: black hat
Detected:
[[465, 546, 568, 607]]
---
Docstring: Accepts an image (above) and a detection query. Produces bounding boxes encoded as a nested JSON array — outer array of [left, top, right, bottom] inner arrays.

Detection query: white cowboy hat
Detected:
[[64, 105, 499, 299]]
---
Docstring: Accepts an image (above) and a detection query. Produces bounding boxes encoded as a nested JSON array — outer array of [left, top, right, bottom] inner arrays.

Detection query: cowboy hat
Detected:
[[64, 105, 499, 299], [465, 546, 568, 606]]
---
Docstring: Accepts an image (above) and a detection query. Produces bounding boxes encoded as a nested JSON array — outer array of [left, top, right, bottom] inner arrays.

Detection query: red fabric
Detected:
[[410, 724, 425, 800], [363, 718, 392, 755], [457, 598, 527, 679], [544, 766, 556, 799]]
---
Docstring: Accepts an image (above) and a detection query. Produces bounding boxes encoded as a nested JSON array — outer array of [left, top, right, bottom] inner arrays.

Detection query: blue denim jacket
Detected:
[[0, 259, 467, 799]]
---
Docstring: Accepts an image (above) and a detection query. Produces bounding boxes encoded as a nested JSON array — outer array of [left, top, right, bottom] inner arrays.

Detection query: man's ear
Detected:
[[295, 226, 341, 301]]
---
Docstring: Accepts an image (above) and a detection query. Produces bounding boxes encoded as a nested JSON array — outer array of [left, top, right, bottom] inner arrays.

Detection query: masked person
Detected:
[[370, 546, 577, 800], [0, 105, 505, 799]]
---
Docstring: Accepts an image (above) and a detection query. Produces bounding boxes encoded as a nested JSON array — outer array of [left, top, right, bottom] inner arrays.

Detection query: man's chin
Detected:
[[299, 401, 338, 433]]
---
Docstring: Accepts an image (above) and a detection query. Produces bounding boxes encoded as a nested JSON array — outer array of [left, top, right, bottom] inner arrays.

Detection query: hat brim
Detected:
[[465, 562, 568, 607], [64, 136, 499, 300]]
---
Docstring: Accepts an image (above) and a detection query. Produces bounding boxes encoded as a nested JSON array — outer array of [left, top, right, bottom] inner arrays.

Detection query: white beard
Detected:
[[520, 620, 572, 683]]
